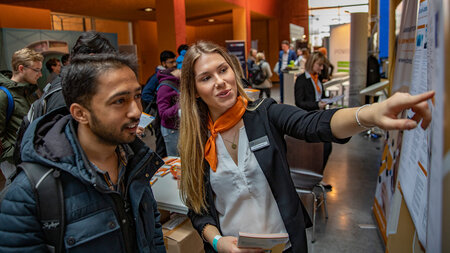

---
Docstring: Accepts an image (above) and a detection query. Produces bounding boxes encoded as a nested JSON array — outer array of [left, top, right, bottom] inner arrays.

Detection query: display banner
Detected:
[[329, 24, 350, 74], [226, 40, 247, 74], [391, 0, 418, 92]]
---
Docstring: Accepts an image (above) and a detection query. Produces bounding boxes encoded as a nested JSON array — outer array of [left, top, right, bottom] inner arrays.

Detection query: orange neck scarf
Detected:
[[310, 73, 321, 94], [205, 96, 248, 172]]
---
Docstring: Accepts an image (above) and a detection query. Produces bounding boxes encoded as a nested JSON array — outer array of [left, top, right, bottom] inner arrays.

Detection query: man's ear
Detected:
[[70, 103, 90, 125], [17, 65, 25, 73]]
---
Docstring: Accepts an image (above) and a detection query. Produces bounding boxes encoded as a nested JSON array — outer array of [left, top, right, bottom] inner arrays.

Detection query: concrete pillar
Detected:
[[156, 0, 186, 53], [349, 12, 368, 107]]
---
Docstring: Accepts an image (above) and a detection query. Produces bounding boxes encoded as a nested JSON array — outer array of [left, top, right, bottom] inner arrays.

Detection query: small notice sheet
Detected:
[[138, 112, 155, 128], [321, 94, 344, 104]]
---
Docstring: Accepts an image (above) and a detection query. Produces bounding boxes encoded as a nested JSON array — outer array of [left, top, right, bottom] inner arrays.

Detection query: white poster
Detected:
[[426, 0, 444, 251], [397, 0, 429, 245]]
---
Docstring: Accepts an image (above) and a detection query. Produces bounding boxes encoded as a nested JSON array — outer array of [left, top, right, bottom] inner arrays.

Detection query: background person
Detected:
[[295, 48, 309, 74], [294, 51, 333, 183], [247, 48, 257, 74], [317, 47, 334, 83], [177, 41, 433, 253], [0, 48, 43, 179], [294, 51, 328, 111], [0, 53, 166, 252], [176, 44, 189, 69], [45, 57, 61, 83], [142, 50, 177, 158], [278, 40, 297, 103], [252, 52, 272, 98], [156, 68, 181, 156], [61, 53, 70, 66]]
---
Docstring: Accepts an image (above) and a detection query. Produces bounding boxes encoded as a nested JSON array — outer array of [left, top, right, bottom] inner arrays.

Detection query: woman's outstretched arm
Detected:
[[330, 91, 435, 139]]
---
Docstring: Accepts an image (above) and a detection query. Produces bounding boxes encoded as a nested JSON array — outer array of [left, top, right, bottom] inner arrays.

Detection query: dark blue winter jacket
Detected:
[[142, 66, 165, 104], [0, 108, 166, 253]]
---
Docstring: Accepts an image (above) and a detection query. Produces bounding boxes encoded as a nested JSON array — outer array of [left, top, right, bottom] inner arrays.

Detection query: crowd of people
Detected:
[[0, 31, 434, 252]]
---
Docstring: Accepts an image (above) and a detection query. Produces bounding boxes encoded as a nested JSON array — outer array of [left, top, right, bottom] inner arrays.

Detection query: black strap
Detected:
[[157, 80, 180, 93], [19, 162, 65, 253]]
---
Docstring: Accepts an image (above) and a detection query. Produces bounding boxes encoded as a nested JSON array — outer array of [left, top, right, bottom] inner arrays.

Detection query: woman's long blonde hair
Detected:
[[179, 41, 250, 214]]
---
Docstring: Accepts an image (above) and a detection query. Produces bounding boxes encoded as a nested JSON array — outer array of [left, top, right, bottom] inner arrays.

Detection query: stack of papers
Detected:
[[237, 232, 288, 253], [321, 94, 344, 104]]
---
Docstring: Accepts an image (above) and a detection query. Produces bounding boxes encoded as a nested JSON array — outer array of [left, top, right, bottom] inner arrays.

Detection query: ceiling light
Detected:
[[144, 7, 154, 12], [207, 18, 215, 23]]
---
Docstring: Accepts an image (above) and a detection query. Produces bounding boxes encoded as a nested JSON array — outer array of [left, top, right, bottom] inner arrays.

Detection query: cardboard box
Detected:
[[158, 209, 171, 225], [162, 217, 204, 253]]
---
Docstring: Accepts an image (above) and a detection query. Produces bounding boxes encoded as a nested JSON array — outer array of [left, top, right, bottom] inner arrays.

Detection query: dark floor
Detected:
[[304, 133, 385, 253]]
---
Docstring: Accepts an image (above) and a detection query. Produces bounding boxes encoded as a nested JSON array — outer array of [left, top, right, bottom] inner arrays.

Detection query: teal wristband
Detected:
[[212, 235, 222, 252]]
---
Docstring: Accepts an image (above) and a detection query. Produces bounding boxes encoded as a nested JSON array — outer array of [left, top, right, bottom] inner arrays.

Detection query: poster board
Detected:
[[374, 0, 448, 251], [395, 0, 429, 245], [225, 40, 247, 75]]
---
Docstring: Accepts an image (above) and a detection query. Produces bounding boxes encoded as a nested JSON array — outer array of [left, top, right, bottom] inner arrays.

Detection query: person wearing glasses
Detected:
[[0, 48, 43, 180]]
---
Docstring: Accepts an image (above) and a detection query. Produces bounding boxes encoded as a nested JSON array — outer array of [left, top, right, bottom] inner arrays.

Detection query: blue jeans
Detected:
[[160, 125, 179, 156]]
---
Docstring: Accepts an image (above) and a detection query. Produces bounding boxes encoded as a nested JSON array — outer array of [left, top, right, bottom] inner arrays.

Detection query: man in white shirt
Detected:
[[277, 40, 297, 103]]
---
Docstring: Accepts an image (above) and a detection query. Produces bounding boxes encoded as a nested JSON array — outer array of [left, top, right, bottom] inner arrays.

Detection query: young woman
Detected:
[[156, 68, 181, 156], [294, 51, 328, 111], [252, 52, 273, 98], [295, 52, 332, 171], [178, 41, 433, 253]]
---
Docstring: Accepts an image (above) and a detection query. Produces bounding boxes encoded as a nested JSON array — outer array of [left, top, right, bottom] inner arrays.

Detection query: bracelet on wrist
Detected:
[[355, 104, 374, 129], [213, 235, 222, 252]]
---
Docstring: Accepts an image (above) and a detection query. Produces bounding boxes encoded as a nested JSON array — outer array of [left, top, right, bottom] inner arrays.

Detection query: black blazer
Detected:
[[295, 73, 327, 111], [188, 98, 350, 253]]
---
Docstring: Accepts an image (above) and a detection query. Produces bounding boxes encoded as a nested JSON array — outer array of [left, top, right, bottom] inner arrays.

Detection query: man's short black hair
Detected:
[[61, 54, 70, 65], [160, 50, 176, 63], [62, 53, 137, 109], [71, 31, 117, 56], [45, 58, 59, 72], [177, 44, 189, 55]]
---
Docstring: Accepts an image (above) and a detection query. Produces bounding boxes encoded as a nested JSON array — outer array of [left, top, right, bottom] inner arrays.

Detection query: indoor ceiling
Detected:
[[0, 0, 270, 26]]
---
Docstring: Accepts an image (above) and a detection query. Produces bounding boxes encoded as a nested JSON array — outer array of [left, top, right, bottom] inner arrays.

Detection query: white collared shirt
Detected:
[[210, 126, 290, 246], [281, 52, 289, 70], [305, 71, 323, 102]]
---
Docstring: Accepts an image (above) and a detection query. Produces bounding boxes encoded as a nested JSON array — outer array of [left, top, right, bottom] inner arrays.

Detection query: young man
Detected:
[[45, 58, 61, 83], [0, 48, 43, 179], [0, 53, 165, 252], [142, 50, 177, 109], [278, 40, 297, 103]]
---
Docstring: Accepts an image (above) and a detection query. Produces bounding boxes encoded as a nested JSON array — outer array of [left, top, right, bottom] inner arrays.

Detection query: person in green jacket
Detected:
[[0, 48, 43, 179]]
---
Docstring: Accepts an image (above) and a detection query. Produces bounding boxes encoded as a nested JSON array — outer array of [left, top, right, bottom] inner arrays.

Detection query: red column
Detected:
[[156, 0, 186, 53]]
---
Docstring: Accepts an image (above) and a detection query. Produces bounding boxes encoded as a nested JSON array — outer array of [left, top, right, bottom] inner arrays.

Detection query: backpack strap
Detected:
[[157, 80, 180, 93], [19, 162, 65, 253], [0, 86, 14, 124]]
